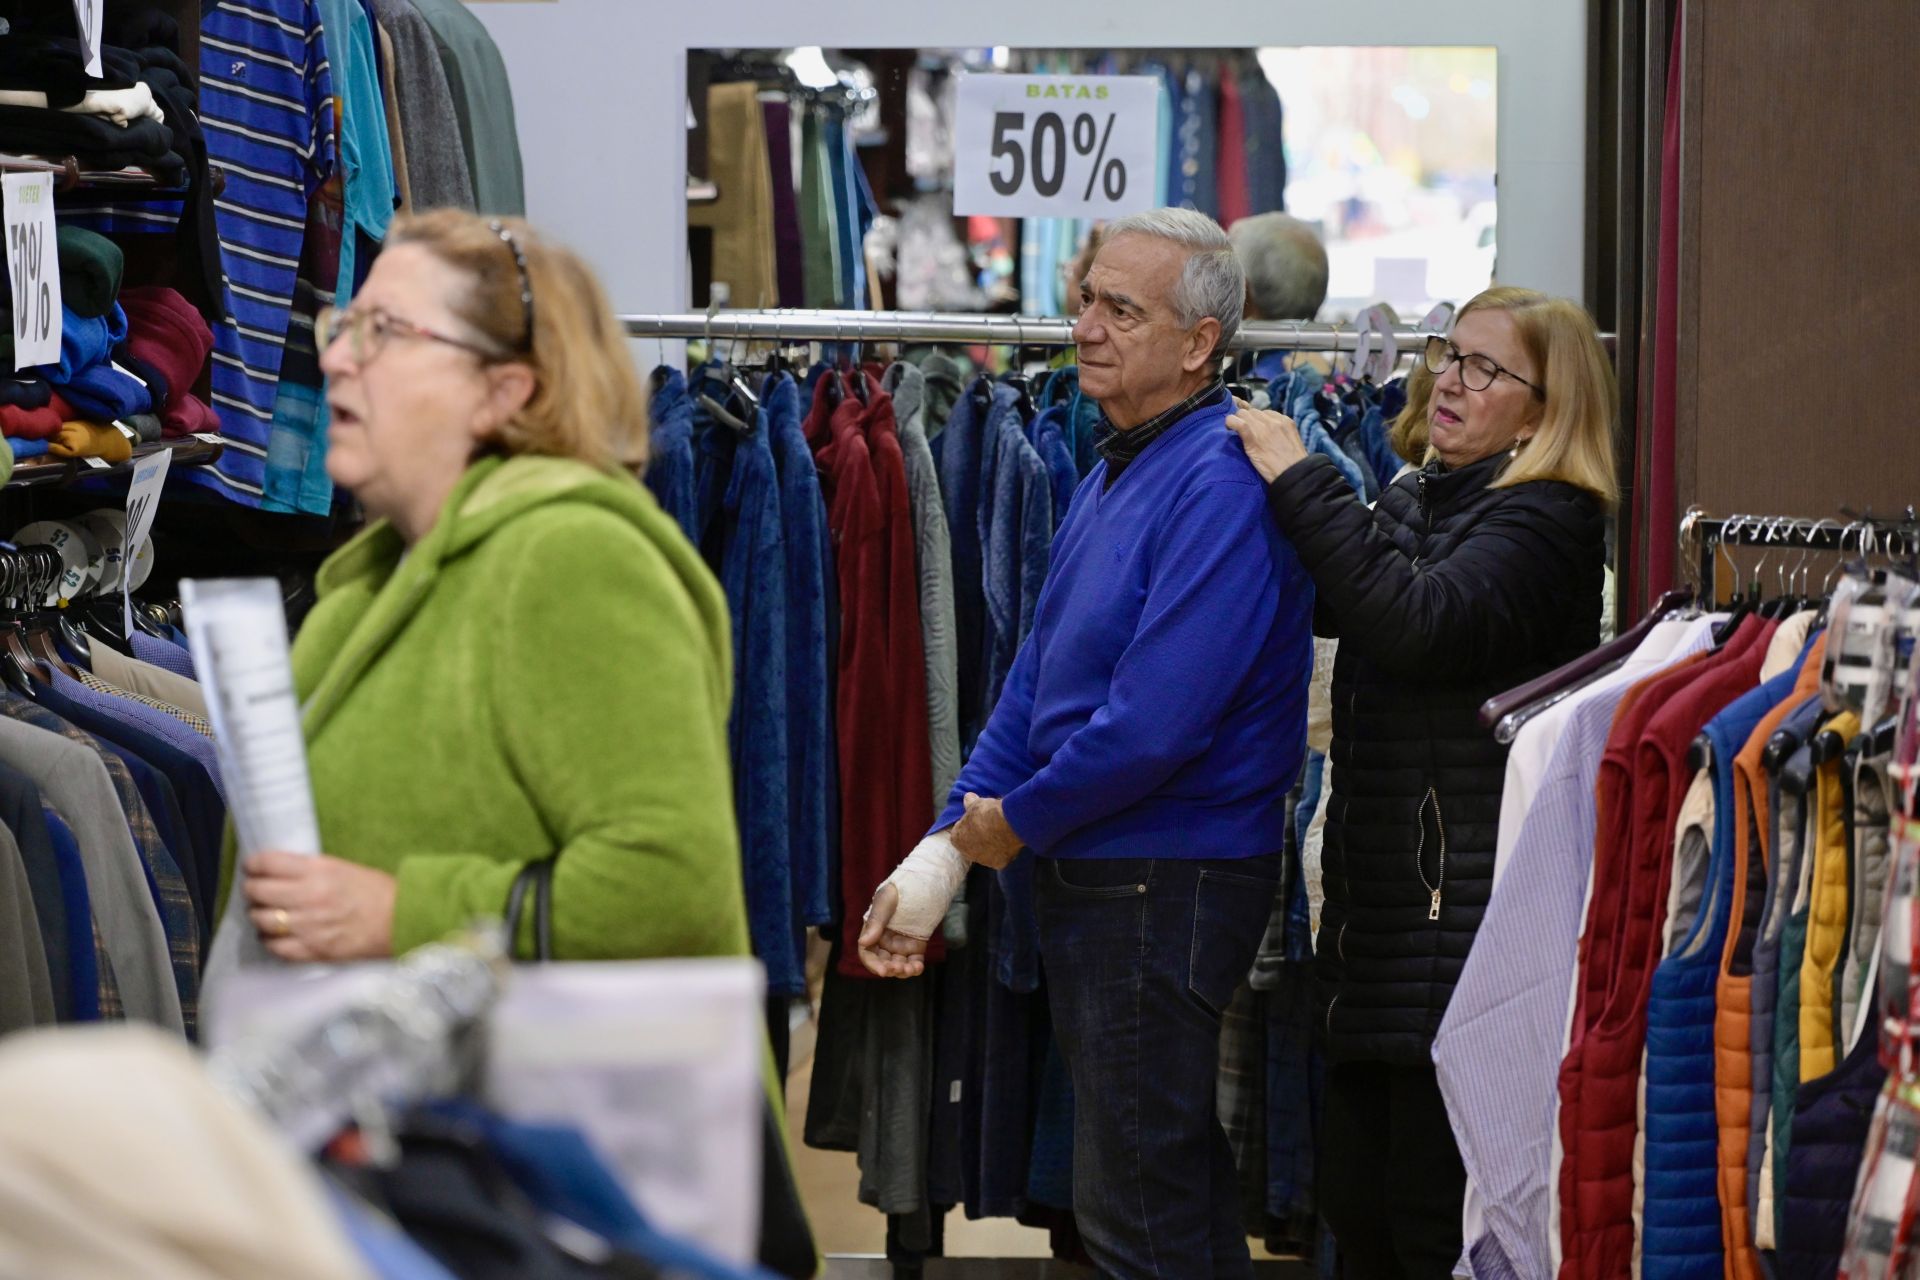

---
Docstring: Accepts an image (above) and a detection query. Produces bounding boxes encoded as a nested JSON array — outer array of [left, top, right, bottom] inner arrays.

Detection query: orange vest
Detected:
[[1714, 634, 1827, 1280]]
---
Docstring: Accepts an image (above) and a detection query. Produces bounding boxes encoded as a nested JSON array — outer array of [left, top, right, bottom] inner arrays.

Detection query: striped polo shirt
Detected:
[[191, 0, 337, 505]]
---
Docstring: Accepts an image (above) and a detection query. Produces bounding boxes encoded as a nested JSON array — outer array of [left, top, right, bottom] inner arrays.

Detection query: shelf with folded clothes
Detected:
[[5, 434, 224, 490], [0, 151, 223, 197]]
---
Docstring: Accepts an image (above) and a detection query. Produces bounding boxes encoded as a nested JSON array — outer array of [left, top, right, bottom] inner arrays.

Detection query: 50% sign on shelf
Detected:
[[953, 75, 1160, 219], [3, 172, 63, 371]]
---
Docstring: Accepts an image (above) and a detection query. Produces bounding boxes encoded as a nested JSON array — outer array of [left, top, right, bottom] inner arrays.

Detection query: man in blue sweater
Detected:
[[861, 208, 1314, 1276]]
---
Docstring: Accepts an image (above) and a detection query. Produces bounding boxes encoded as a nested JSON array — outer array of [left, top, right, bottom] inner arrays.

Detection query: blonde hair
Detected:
[[1389, 358, 1433, 465], [386, 210, 648, 473], [1446, 286, 1619, 505]]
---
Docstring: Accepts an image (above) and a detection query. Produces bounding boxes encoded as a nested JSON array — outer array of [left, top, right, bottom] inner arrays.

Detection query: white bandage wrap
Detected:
[[877, 830, 969, 940]]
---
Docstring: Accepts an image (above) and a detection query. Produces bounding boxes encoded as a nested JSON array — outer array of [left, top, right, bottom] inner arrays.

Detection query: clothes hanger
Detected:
[[0, 552, 50, 695], [723, 331, 761, 413], [1710, 514, 1755, 645], [1478, 584, 1695, 740], [1754, 518, 1795, 620], [1000, 317, 1036, 417]]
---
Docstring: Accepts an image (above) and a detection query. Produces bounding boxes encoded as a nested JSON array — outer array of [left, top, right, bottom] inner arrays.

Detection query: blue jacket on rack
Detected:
[[644, 368, 699, 544], [1640, 646, 1812, 1279], [710, 394, 800, 997], [765, 372, 836, 930]]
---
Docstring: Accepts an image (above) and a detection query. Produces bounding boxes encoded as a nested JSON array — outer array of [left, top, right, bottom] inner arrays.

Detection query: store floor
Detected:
[[784, 1006, 1310, 1276]]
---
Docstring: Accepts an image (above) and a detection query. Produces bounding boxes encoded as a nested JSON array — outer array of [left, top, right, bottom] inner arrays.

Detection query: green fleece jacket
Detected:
[[285, 452, 749, 960]]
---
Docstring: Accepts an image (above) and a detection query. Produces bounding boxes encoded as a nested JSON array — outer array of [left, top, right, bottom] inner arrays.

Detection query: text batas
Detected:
[[953, 74, 1160, 219]]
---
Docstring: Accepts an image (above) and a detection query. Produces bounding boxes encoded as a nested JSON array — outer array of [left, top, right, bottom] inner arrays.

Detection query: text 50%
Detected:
[[988, 111, 1128, 202]]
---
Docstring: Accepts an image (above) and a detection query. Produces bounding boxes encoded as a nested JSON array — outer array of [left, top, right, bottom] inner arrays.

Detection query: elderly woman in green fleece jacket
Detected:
[[233, 210, 749, 967]]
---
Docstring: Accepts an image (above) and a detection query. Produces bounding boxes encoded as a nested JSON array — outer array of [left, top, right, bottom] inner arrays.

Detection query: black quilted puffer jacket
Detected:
[[1265, 450, 1604, 1065]]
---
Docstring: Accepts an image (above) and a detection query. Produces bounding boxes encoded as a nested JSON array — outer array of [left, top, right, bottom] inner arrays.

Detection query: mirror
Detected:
[[687, 45, 1498, 324]]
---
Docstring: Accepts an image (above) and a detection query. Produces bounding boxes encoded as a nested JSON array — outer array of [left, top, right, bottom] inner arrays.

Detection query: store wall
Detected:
[[1674, 0, 1919, 523], [469, 0, 1590, 330]]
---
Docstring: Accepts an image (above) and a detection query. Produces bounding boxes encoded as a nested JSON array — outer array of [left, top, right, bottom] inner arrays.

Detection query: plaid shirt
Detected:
[[5, 700, 198, 1035], [1093, 377, 1228, 488], [91, 919, 124, 1021], [78, 670, 215, 739]]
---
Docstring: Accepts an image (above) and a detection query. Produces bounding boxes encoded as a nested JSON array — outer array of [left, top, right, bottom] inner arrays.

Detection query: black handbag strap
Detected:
[[503, 858, 556, 961]]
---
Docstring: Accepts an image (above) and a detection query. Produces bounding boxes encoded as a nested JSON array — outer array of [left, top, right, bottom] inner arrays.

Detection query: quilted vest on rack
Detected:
[[1642, 647, 1812, 1278], [1777, 1001, 1885, 1278], [1557, 618, 1774, 1278], [1744, 697, 1827, 1255], [1766, 740, 1821, 1249], [1799, 712, 1862, 1083], [1716, 645, 1827, 1280]]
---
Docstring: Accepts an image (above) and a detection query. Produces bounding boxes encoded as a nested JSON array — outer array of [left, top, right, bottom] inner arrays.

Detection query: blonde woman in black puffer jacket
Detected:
[[1228, 285, 1618, 1278]]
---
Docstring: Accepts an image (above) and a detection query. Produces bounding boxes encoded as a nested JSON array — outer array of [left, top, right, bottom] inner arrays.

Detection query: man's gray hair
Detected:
[[1227, 212, 1328, 321], [1103, 207, 1245, 357]]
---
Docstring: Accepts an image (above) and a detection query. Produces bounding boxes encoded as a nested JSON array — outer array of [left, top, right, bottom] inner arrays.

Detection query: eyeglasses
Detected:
[[1423, 336, 1545, 399], [315, 306, 502, 366]]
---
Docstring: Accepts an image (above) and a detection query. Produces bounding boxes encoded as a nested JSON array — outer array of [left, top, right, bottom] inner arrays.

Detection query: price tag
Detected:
[[113, 421, 138, 443], [953, 74, 1160, 219], [192, 432, 223, 445], [74, 0, 105, 78], [4, 173, 62, 370], [83, 456, 111, 470], [122, 445, 171, 636]]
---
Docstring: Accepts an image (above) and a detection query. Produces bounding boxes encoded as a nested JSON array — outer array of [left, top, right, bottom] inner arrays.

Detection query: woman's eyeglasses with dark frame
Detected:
[[1423, 336, 1545, 400]]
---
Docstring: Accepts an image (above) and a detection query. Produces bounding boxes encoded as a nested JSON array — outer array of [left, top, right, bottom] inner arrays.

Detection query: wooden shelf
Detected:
[[6, 434, 224, 490]]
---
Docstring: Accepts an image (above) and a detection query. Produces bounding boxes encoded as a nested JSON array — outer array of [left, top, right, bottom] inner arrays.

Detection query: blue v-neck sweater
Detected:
[[936, 394, 1314, 860]]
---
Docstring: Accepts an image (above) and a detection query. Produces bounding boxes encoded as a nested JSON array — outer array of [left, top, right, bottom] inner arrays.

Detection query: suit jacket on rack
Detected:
[[0, 707, 182, 1032]]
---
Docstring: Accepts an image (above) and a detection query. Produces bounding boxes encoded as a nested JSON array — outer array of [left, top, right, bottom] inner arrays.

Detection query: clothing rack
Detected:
[[1682, 506, 1920, 602], [0, 152, 222, 195], [621, 308, 1446, 353], [206, 931, 507, 1152]]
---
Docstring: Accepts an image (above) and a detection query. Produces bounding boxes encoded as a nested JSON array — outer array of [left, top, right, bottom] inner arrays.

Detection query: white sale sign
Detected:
[[4, 173, 62, 370], [953, 74, 1160, 219]]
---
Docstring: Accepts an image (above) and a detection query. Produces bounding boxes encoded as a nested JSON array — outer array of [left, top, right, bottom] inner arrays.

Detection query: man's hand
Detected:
[[859, 883, 930, 978], [952, 793, 1025, 870], [243, 852, 397, 963]]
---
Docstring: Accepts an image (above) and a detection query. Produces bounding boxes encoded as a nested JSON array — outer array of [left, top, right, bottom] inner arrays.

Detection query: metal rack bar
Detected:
[[1685, 508, 1920, 601], [6, 434, 225, 490], [621, 309, 1446, 353]]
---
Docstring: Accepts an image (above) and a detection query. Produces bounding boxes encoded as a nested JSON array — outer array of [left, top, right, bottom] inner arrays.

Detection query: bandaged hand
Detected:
[[858, 831, 968, 978]]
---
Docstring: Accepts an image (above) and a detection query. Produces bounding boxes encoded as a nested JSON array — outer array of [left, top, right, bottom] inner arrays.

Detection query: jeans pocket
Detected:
[[1046, 857, 1153, 899], [1189, 865, 1280, 1017]]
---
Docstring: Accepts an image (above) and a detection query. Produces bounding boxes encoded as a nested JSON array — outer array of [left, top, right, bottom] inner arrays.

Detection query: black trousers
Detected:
[[1318, 1060, 1468, 1280]]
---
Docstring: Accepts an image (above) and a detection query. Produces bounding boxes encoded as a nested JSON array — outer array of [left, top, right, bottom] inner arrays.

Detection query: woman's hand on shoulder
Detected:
[[1224, 396, 1310, 483]]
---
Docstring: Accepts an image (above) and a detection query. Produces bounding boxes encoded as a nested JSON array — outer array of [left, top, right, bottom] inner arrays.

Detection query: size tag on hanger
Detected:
[[4, 173, 62, 370], [1422, 302, 1457, 334], [122, 446, 171, 637], [953, 74, 1160, 219]]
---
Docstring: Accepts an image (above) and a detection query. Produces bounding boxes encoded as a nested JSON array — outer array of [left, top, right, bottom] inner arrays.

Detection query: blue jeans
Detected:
[[1037, 853, 1281, 1279]]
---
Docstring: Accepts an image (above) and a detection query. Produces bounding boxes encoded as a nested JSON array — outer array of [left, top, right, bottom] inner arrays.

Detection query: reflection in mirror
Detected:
[[687, 46, 1497, 324]]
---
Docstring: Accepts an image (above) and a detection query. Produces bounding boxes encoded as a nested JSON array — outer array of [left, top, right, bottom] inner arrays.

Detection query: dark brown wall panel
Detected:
[[1684, 0, 1919, 521]]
